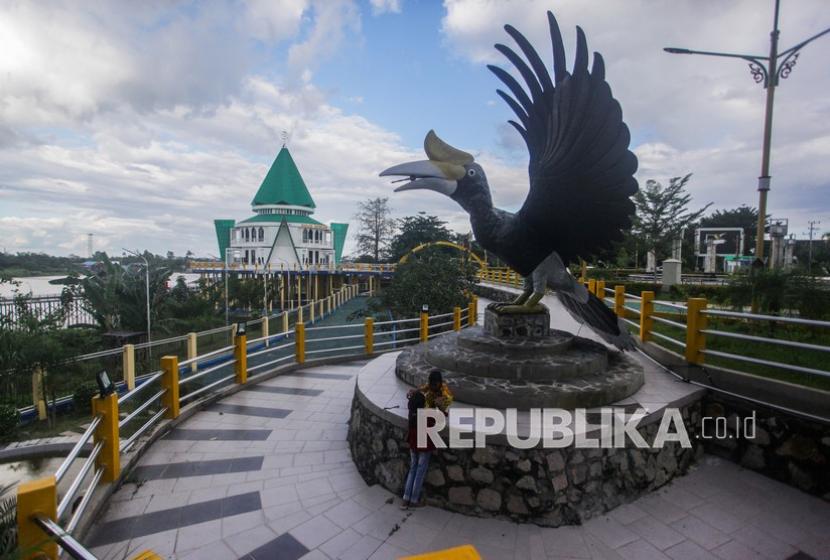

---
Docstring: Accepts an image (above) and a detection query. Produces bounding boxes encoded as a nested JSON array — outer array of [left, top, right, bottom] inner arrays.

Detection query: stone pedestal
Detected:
[[484, 306, 550, 338], [395, 304, 644, 409], [662, 259, 682, 287]]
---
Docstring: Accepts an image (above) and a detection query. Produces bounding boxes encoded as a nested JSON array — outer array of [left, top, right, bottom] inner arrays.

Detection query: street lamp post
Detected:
[[664, 0, 830, 267], [124, 248, 151, 356]]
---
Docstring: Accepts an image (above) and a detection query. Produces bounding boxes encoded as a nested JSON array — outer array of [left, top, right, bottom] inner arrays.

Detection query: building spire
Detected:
[[281, 130, 289, 148]]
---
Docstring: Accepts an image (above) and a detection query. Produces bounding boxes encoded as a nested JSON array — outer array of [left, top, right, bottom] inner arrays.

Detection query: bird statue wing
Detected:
[[488, 12, 638, 267]]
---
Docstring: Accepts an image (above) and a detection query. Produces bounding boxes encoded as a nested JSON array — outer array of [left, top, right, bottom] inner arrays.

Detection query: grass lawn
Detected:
[[623, 311, 830, 391]]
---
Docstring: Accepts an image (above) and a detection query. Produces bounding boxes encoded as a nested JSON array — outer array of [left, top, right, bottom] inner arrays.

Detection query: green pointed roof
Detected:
[[252, 147, 316, 208]]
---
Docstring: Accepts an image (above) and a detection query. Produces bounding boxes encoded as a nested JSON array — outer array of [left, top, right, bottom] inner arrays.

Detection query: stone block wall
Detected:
[[348, 392, 703, 526], [702, 394, 830, 499]]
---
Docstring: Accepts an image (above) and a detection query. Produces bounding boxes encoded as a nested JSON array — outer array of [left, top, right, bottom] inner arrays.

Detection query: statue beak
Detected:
[[379, 160, 462, 197]]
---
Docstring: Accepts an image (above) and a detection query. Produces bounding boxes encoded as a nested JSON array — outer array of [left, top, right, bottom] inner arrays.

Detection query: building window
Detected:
[[258, 227, 264, 242]]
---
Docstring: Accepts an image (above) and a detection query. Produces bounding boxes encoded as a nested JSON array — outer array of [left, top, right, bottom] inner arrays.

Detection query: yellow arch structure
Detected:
[[398, 241, 487, 268]]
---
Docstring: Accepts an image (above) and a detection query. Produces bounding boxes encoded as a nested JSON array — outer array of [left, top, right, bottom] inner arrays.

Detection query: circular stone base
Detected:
[[396, 328, 644, 409]]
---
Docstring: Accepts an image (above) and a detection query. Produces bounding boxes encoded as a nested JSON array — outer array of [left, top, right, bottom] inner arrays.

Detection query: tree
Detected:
[[388, 213, 453, 262], [632, 174, 711, 263], [379, 248, 477, 318], [355, 197, 395, 262]]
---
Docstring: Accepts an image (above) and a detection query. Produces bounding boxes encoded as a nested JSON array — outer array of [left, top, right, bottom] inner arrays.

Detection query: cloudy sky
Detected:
[[1, 0, 828, 258]]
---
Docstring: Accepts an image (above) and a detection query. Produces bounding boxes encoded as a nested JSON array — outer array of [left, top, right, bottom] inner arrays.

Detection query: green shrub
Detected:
[[0, 405, 19, 443], [72, 381, 99, 415]]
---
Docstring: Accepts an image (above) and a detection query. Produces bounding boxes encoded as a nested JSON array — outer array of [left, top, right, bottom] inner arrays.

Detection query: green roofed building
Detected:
[[213, 145, 348, 268]]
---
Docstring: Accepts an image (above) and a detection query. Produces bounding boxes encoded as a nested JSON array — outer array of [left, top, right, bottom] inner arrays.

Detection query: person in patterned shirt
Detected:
[[408, 370, 453, 414]]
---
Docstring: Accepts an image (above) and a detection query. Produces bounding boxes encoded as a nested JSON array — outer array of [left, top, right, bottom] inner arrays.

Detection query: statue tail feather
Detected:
[[555, 289, 637, 351]]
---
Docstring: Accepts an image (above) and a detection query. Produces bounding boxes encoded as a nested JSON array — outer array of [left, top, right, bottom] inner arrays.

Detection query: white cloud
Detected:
[[370, 0, 402, 16], [440, 0, 830, 235]]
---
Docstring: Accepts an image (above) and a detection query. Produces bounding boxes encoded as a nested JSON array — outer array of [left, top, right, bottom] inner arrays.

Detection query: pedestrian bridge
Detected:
[[12, 280, 830, 559]]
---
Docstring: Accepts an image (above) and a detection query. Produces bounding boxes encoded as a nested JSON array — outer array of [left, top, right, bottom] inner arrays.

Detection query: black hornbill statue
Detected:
[[380, 12, 638, 350]]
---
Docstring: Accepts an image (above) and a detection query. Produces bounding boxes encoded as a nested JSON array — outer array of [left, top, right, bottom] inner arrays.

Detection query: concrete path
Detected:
[[86, 358, 830, 560], [86, 290, 830, 559]]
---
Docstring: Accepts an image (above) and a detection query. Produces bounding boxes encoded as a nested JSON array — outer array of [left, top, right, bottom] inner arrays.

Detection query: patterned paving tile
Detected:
[[165, 428, 272, 441], [209, 403, 292, 418], [281, 372, 353, 380], [89, 492, 262, 546], [132, 456, 264, 480], [241, 532, 309, 560], [246, 385, 324, 397]]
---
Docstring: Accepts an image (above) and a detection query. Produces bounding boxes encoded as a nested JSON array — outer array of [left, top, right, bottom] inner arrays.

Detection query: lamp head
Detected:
[[96, 370, 115, 398]]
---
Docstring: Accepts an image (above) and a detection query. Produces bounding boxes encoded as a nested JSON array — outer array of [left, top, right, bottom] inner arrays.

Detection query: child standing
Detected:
[[401, 391, 436, 509]]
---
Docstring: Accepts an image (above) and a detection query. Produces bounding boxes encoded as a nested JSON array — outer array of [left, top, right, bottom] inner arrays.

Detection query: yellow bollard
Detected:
[[298, 305, 304, 325], [234, 332, 247, 384], [420, 311, 429, 342], [123, 343, 137, 389], [32, 368, 47, 421], [160, 356, 180, 419], [364, 317, 374, 356], [588, 279, 597, 296], [453, 306, 461, 331], [614, 285, 626, 318], [596, 280, 606, 301], [186, 333, 197, 373], [92, 392, 120, 483], [295, 323, 305, 364], [17, 476, 57, 559], [640, 291, 655, 343], [685, 298, 708, 365]]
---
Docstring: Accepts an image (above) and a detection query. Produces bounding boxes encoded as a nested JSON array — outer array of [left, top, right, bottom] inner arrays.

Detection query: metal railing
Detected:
[[481, 269, 830, 386], [16, 286, 472, 559]]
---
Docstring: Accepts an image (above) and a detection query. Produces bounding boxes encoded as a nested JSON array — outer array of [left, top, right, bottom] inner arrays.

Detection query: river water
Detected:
[[1, 273, 204, 299]]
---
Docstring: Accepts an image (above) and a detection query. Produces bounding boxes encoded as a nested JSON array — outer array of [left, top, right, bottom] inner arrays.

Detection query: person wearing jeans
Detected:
[[401, 391, 436, 509]]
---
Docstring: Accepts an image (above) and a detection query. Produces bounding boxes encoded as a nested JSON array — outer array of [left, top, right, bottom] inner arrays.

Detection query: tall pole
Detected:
[[664, 0, 830, 270], [144, 260, 150, 357], [124, 248, 151, 358], [224, 248, 230, 325], [755, 0, 780, 263], [806, 220, 821, 275]]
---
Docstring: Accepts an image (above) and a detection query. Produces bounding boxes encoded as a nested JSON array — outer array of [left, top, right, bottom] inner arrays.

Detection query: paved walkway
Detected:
[[87, 358, 830, 560], [87, 292, 830, 560]]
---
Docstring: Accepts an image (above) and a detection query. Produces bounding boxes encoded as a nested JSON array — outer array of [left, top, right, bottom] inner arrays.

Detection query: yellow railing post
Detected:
[[596, 280, 606, 301], [364, 317, 374, 356], [160, 356, 180, 420], [186, 333, 197, 372], [580, 259, 587, 283], [640, 291, 655, 342], [310, 299, 315, 323], [319, 299, 324, 318], [92, 392, 120, 483], [453, 306, 461, 331], [32, 368, 46, 421], [123, 343, 136, 389], [470, 296, 478, 326], [685, 298, 708, 365], [614, 285, 625, 318], [295, 323, 305, 364], [282, 311, 289, 333], [234, 331, 247, 385], [17, 477, 57, 559], [588, 279, 597, 296], [262, 316, 269, 347], [420, 310, 429, 342]]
